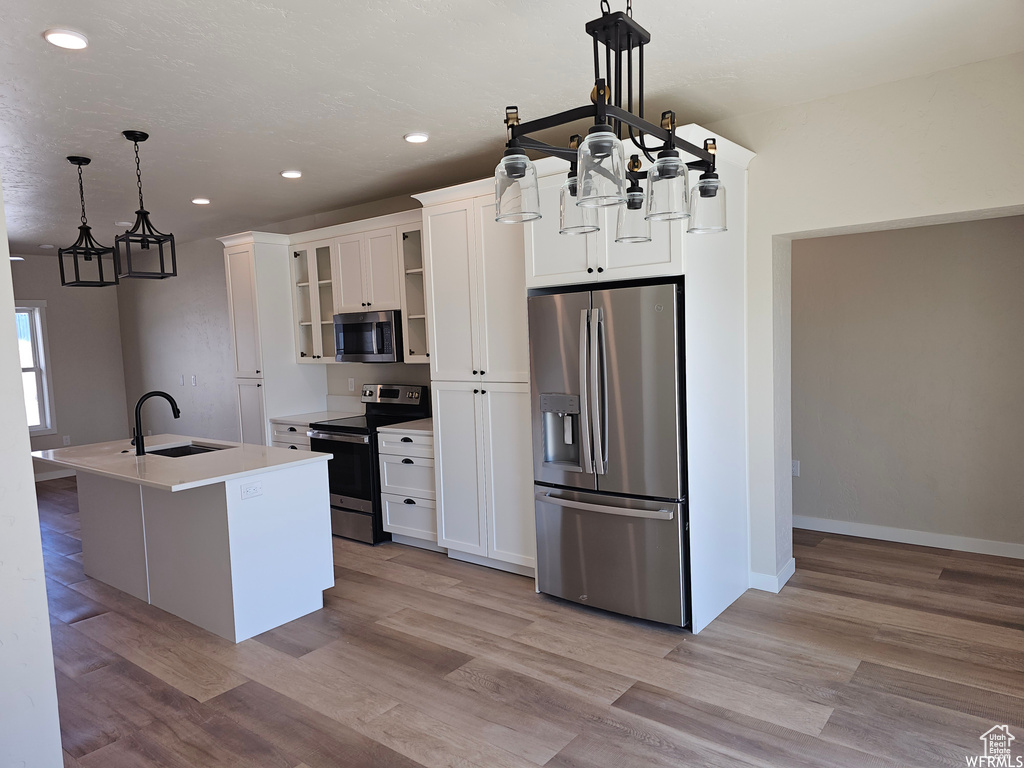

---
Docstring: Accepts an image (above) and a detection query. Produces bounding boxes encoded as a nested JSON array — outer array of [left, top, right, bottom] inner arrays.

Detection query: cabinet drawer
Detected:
[[271, 424, 310, 445], [381, 493, 436, 540], [378, 431, 433, 458], [272, 440, 309, 452], [379, 454, 435, 499]]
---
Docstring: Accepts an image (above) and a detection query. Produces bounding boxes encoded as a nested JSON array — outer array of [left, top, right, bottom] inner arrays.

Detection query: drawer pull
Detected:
[[401, 437, 413, 443], [288, 426, 297, 432], [403, 498, 416, 505], [289, 445, 297, 450], [402, 458, 414, 465]]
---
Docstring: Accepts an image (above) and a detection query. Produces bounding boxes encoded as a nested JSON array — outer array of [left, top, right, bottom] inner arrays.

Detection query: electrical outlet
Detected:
[[348, 377, 355, 392], [62, 435, 71, 446], [240, 481, 263, 500], [191, 375, 197, 387], [792, 459, 800, 477]]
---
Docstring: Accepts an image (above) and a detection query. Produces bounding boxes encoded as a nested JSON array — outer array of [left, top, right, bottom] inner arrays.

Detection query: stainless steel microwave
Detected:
[[334, 310, 403, 363]]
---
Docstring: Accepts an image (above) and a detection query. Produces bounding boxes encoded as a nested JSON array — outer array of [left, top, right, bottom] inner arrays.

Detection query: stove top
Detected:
[[308, 384, 430, 435], [309, 414, 422, 435]]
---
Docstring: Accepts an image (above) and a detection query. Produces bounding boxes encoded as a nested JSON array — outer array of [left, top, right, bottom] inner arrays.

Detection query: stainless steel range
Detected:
[[308, 384, 430, 544]]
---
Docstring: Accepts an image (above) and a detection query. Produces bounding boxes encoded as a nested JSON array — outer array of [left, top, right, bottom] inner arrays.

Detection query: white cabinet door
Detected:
[[480, 383, 536, 568], [423, 201, 479, 381], [365, 228, 401, 310], [335, 234, 366, 313], [236, 378, 266, 446], [225, 245, 263, 378], [474, 196, 530, 383], [524, 173, 597, 289], [432, 382, 487, 555], [597, 213, 684, 282]]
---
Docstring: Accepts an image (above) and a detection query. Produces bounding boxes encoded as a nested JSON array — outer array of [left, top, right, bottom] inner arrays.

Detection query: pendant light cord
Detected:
[[134, 141, 145, 210], [77, 165, 88, 225]]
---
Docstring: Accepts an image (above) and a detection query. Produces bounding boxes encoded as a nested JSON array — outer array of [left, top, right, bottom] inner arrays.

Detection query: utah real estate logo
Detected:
[[967, 726, 1022, 767]]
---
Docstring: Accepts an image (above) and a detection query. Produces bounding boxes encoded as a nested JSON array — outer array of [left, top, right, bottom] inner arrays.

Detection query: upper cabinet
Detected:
[[524, 160, 683, 289], [283, 211, 426, 365], [224, 243, 263, 378], [419, 191, 529, 383]]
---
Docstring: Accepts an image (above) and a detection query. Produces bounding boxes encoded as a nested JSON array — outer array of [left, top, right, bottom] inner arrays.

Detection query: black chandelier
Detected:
[[58, 156, 119, 287], [114, 130, 177, 279], [495, 0, 726, 239]]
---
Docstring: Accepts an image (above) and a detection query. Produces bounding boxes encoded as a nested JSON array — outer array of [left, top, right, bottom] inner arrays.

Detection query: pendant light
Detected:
[[494, 138, 542, 224], [615, 157, 651, 243], [58, 157, 119, 287], [494, 2, 729, 239], [559, 135, 600, 235], [687, 139, 727, 233], [114, 130, 177, 279]]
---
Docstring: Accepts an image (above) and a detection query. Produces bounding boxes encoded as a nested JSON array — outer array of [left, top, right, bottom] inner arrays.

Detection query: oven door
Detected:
[[334, 311, 401, 363], [308, 431, 373, 513]]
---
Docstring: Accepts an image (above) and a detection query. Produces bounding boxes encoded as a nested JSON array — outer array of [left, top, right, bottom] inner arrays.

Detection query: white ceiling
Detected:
[[2, 0, 1022, 253]]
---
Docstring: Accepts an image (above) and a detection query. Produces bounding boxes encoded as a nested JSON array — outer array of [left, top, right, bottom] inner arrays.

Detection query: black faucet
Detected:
[[134, 391, 181, 456]]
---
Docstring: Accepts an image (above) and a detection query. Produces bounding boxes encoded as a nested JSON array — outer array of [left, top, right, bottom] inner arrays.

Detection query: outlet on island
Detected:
[[241, 481, 263, 500]]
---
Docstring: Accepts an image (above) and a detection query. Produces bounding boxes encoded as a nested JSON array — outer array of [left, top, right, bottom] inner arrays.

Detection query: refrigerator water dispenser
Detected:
[[540, 393, 582, 470]]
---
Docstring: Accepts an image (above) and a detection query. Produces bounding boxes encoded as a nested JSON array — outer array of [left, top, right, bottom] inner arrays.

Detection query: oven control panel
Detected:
[[360, 384, 427, 403]]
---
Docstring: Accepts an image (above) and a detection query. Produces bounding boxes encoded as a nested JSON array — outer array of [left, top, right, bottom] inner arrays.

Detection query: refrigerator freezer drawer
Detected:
[[534, 487, 687, 627]]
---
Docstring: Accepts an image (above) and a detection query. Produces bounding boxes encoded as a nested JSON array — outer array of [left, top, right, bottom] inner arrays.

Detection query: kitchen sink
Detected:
[[148, 444, 227, 458]]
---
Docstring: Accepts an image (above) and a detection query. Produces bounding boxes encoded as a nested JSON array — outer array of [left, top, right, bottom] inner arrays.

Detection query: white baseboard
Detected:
[[447, 549, 535, 578], [748, 557, 796, 593], [390, 533, 446, 553], [35, 468, 76, 482], [794, 515, 1024, 561]]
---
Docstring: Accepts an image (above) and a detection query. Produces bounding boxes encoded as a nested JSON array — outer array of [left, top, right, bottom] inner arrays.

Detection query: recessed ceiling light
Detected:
[[44, 29, 88, 50], [404, 132, 429, 144], [191, 198, 211, 205], [115, 220, 134, 227], [280, 170, 302, 179], [10, 256, 25, 262], [38, 244, 55, 249]]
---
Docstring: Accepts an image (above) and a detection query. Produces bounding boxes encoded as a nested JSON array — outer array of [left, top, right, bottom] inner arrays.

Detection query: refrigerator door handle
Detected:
[[535, 491, 674, 521], [590, 307, 607, 474], [578, 309, 594, 474]]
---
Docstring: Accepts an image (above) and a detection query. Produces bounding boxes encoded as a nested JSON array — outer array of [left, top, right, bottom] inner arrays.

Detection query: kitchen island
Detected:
[[32, 435, 334, 643]]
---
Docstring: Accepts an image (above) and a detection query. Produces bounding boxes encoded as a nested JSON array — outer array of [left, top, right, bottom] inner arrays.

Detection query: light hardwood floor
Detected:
[[37, 477, 1024, 768]]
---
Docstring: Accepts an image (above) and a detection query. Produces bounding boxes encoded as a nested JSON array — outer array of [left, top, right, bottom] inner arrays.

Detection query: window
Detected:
[[15, 301, 56, 434]]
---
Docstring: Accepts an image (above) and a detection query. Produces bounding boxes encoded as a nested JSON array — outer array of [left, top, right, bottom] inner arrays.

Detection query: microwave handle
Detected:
[[372, 322, 380, 355]]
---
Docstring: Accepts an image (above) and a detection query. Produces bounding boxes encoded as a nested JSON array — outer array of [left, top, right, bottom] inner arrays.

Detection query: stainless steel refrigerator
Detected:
[[528, 281, 688, 627]]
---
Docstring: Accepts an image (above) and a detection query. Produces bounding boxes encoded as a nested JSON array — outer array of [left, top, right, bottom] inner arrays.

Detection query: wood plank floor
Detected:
[[38, 477, 1024, 768]]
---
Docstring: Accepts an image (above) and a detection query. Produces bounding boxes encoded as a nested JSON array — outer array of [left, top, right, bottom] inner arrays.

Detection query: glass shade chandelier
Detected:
[[494, 0, 727, 238], [58, 157, 119, 287], [114, 130, 177, 279]]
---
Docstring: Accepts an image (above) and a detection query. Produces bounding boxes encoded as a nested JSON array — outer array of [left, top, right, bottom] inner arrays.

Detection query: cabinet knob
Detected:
[[257, 383, 262, 387], [597, 267, 604, 273], [367, 302, 372, 307], [300, 352, 307, 358], [256, 369, 261, 374], [401, 437, 413, 443], [587, 268, 594, 273], [403, 498, 416, 505], [409, 350, 415, 355], [361, 302, 366, 307], [472, 370, 478, 375], [481, 389, 487, 394], [474, 389, 479, 394], [426, 353, 429, 358], [480, 370, 485, 375], [402, 458, 414, 465]]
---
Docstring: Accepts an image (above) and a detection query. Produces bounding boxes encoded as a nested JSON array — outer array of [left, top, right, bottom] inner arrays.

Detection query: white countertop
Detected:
[[269, 410, 362, 427], [376, 418, 433, 434], [32, 435, 331, 493]]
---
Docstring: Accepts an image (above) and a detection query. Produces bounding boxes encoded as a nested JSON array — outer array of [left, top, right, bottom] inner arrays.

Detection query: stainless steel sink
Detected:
[[148, 444, 227, 458]]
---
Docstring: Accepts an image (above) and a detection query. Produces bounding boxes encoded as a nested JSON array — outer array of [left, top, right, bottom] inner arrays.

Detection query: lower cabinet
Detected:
[[432, 380, 536, 569], [378, 426, 436, 542], [236, 379, 267, 446]]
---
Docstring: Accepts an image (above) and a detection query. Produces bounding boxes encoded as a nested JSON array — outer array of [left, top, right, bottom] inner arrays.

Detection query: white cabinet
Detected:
[[525, 171, 684, 289], [225, 244, 263, 378], [334, 228, 401, 313], [378, 426, 436, 542], [236, 379, 266, 445], [398, 225, 429, 364], [431, 381, 535, 568], [291, 239, 336, 362], [422, 195, 529, 383]]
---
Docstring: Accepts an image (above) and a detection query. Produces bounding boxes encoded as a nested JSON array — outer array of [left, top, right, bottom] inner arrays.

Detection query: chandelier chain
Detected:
[[600, 0, 610, 14], [77, 165, 87, 225], [134, 141, 145, 210], [627, 0, 632, 17]]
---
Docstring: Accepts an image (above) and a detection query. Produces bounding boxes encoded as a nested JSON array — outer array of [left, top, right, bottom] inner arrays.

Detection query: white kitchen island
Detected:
[[32, 435, 334, 643]]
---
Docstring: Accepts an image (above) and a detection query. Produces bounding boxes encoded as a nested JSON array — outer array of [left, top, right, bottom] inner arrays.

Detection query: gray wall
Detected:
[[116, 195, 419, 437], [791, 215, 1024, 545], [12, 254, 131, 464], [0, 174, 63, 767]]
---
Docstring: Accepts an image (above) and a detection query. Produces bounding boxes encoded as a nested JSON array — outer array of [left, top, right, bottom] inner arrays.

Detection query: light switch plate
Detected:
[[792, 459, 800, 477], [240, 481, 263, 500]]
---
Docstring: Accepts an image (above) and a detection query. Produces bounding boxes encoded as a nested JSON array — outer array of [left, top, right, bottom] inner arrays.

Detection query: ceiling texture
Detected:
[[2, 0, 1023, 254]]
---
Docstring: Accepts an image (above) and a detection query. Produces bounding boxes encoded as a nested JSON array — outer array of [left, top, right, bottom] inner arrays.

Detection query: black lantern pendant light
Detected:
[[58, 156, 119, 287], [114, 130, 177, 279]]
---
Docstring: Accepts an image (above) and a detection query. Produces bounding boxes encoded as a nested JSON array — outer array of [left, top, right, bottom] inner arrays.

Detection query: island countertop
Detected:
[[32, 434, 331, 493]]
